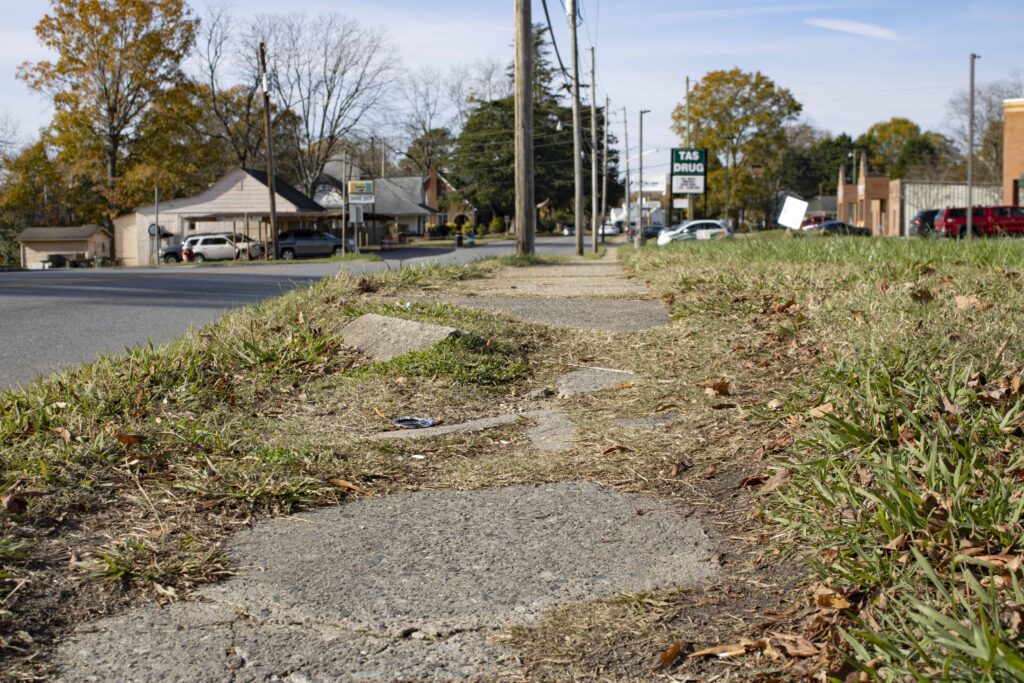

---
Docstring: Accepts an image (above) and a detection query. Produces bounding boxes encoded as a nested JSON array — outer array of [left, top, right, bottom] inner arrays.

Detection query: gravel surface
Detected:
[[54, 482, 715, 682]]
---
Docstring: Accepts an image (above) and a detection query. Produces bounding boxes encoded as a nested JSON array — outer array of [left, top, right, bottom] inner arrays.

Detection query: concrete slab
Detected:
[[522, 410, 574, 452], [54, 482, 716, 682], [425, 296, 669, 331], [371, 414, 521, 441], [557, 367, 635, 399], [341, 313, 459, 361]]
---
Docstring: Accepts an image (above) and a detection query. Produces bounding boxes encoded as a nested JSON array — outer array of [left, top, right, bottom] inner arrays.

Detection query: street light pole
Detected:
[[636, 109, 650, 250], [967, 52, 979, 240], [258, 42, 279, 259], [622, 107, 630, 245]]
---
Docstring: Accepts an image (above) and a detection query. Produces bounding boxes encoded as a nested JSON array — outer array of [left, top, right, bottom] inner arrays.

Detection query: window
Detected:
[[206, 237, 228, 245], [1012, 207, 1024, 218]]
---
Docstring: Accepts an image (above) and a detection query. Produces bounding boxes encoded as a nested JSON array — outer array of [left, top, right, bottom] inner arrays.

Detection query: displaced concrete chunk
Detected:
[[522, 410, 575, 452], [341, 313, 460, 361], [557, 367, 635, 399]]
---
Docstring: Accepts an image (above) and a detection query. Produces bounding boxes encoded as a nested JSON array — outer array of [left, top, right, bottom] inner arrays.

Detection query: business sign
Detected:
[[672, 197, 689, 209], [777, 196, 809, 230], [348, 180, 374, 195], [670, 147, 706, 194], [349, 194, 375, 205]]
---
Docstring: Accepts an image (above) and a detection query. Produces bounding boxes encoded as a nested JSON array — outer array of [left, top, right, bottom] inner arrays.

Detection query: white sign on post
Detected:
[[672, 197, 689, 209], [777, 196, 809, 230], [671, 175, 704, 194], [349, 194, 375, 205]]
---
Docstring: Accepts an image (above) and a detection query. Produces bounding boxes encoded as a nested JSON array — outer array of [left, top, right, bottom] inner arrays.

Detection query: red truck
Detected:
[[934, 206, 1024, 238]]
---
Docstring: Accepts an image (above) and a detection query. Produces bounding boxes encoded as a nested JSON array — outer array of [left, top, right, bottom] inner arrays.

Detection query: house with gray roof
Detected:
[[16, 225, 113, 269]]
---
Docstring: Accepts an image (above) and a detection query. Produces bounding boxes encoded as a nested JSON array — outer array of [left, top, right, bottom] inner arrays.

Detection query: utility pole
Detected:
[[341, 148, 348, 254], [600, 96, 609, 244], [259, 42, 279, 259], [622, 107, 630, 244], [637, 109, 650, 249], [967, 53, 979, 240], [685, 76, 692, 222], [513, 0, 535, 255], [589, 47, 599, 253], [568, 0, 584, 256], [380, 136, 386, 178]]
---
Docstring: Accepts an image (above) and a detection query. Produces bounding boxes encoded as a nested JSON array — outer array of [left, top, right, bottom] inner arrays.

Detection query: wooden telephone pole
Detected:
[[601, 96, 609, 242], [514, 0, 535, 255], [590, 47, 599, 253], [568, 0, 583, 256], [258, 43, 279, 259]]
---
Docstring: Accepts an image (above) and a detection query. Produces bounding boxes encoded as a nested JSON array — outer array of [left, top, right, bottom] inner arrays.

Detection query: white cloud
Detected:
[[805, 18, 899, 41]]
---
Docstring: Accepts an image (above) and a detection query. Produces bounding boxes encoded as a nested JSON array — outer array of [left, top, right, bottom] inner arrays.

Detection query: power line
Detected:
[[540, 0, 574, 95]]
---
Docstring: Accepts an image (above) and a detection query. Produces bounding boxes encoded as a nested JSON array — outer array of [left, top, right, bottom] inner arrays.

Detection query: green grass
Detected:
[[490, 253, 568, 267], [0, 259, 528, 664], [625, 236, 1024, 681]]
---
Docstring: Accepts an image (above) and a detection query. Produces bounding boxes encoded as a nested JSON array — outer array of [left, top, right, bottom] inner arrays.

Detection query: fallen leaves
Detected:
[[702, 379, 731, 397], [809, 402, 835, 418], [954, 294, 993, 312], [656, 640, 682, 670], [910, 288, 934, 303], [113, 432, 145, 446], [759, 469, 792, 494], [813, 586, 852, 610], [2, 493, 28, 514], [327, 478, 373, 496]]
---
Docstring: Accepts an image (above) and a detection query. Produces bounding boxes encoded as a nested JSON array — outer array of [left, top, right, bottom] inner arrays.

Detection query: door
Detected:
[[204, 237, 233, 260]]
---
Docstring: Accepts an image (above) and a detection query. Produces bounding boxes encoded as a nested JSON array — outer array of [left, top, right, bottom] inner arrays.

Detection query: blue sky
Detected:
[[2, 0, 1022, 182]]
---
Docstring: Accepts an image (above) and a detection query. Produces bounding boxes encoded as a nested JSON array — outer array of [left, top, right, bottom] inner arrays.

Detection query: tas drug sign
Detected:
[[670, 148, 706, 194]]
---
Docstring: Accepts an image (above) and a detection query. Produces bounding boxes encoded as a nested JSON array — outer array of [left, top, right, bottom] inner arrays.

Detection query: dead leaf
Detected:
[[602, 443, 633, 455], [939, 394, 961, 415], [772, 633, 818, 658], [814, 588, 852, 610], [688, 642, 749, 659], [52, 427, 72, 443], [328, 478, 373, 496], [711, 403, 738, 410], [114, 432, 144, 446], [656, 640, 682, 670], [809, 402, 835, 418], [702, 379, 731, 397], [2, 493, 28, 515], [954, 294, 992, 312], [882, 534, 908, 552], [759, 469, 792, 494], [768, 299, 797, 313], [739, 474, 768, 488], [767, 398, 784, 410], [910, 288, 934, 303]]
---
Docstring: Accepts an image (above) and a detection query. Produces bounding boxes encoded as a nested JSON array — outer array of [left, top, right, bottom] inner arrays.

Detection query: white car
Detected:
[[599, 222, 621, 236], [656, 220, 731, 246], [185, 235, 239, 263]]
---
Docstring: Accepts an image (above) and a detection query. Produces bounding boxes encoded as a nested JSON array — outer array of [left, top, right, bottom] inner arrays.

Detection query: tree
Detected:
[[18, 0, 198, 220], [188, 5, 265, 169], [946, 73, 1024, 183], [402, 128, 455, 175], [856, 117, 921, 174], [673, 68, 801, 227], [246, 13, 398, 197]]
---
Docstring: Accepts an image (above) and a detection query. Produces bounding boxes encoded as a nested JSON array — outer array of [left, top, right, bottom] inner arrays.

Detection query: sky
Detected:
[[2, 0, 1023, 188]]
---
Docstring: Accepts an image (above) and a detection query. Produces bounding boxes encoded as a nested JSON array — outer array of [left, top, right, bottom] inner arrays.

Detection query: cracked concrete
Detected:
[[54, 483, 715, 682]]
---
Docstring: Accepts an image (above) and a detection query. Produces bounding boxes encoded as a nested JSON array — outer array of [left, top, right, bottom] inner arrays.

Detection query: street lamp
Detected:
[[636, 109, 650, 249]]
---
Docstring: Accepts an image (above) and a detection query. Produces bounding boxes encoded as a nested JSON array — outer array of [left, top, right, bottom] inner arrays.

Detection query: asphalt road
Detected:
[[0, 236, 599, 390]]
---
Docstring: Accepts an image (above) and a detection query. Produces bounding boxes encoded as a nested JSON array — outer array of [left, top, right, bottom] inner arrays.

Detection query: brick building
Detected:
[[1004, 98, 1024, 205], [837, 154, 890, 233]]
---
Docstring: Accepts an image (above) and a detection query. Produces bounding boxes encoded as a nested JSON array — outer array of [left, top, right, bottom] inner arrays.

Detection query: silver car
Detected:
[[656, 220, 732, 246]]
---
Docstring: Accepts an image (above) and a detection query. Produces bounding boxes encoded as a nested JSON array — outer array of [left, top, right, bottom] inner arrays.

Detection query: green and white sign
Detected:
[[670, 147, 706, 194]]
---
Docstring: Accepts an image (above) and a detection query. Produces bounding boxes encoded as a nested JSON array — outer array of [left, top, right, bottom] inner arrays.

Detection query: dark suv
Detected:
[[910, 209, 939, 237], [276, 230, 356, 259]]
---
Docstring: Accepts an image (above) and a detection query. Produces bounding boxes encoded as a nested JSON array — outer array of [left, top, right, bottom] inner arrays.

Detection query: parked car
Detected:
[[560, 224, 575, 236], [814, 220, 871, 237], [183, 235, 238, 263], [599, 222, 621, 236], [800, 216, 827, 229], [159, 243, 185, 264], [934, 206, 1024, 238], [656, 220, 731, 246], [276, 230, 348, 260], [910, 209, 939, 237]]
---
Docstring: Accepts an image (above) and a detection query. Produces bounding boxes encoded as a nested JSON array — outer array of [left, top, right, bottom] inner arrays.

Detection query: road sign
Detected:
[[349, 194, 375, 205], [670, 147, 706, 194], [348, 180, 373, 195]]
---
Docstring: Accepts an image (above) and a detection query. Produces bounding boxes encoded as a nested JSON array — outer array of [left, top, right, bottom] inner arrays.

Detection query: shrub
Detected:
[[488, 217, 505, 234]]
